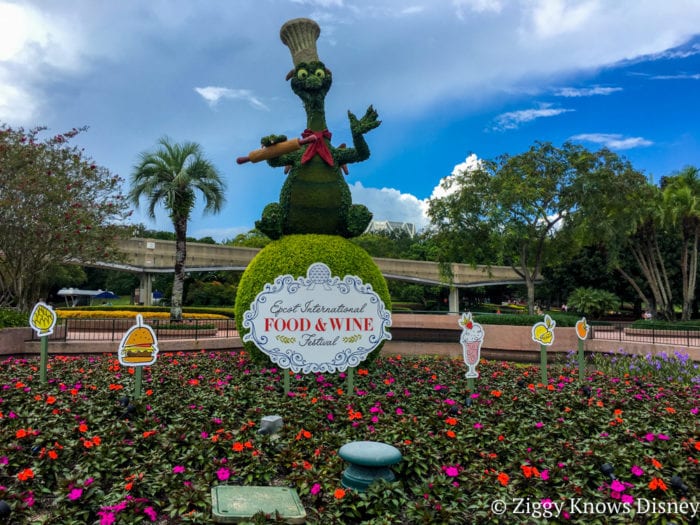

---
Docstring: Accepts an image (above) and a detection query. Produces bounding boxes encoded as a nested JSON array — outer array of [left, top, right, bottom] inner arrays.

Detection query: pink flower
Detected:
[[172, 465, 185, 474], [644, 433, 655, 442], [99, 511, 116, 525], [310, 483, 321, 495], [535, 422, 544, 428], [630, 465, 644, 477], [216, 468, 230, 481], [67, 488, 83, 501], [444, 466, 459, 477], [395, 408, 404, 415], [473, 422, 483, 429], [657, 433, 669, 440], [610, 480, 626, 493], [144, 506, 158, 521], [621, 494, 634, 505], [540, 469, 550, 481]]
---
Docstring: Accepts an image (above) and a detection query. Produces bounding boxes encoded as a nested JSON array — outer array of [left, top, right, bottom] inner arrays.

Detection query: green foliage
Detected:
[[471, 312, 579, 327], [234, 234, 391, 363], [224, 229, 271, 248], [0, 307, 27, 328], [567, 287, 620, 319], [629, 319, 700, 330], [184, 281, 236, 307], [0, 125, 133, 310], [62, 305, 235, 318]]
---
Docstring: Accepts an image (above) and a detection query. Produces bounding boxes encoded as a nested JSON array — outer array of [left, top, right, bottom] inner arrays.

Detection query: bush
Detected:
[[0, 308, 27, 328], [234, 234, 391, 364], [567, 287, 619, 319]]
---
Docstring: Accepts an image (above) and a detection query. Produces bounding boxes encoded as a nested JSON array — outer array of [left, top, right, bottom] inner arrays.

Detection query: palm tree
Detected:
[[662, 166, 700, 321], [130, 137, 225, 321]]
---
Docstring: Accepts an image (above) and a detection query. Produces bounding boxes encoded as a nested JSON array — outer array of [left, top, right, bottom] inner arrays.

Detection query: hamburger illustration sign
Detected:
[[118, 314, 159, 367], [243, 263, 392, 374]]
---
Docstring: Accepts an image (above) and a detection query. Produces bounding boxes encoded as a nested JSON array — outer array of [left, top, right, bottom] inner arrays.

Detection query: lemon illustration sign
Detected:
[[118, 314, 159, 367], [30, 301, 57, 337], [531, 314, 556, 346]]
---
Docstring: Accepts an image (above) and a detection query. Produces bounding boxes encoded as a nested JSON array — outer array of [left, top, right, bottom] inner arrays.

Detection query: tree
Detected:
[[573, 149, 677, 320], [129, 138, 225, 321], [429, 142, 584, 314], [0, 125, 131, 311], [567, 287, 619, 319], [662, 166, 700, 320]]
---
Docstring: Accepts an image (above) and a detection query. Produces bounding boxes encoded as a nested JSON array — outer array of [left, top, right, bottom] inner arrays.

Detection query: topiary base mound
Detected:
[[234, 234, 391, 365]]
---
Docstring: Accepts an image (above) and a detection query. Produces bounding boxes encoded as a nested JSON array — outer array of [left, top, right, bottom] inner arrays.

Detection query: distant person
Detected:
[[561, 303, 568, 312]]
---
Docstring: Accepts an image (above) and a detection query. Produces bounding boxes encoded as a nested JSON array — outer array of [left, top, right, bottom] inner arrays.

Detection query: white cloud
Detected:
[[554, 86, 622, 97], [570, 133, 653, 150], [529, 0, 599, 39], [194, 87, 269, 111], [651, 73, 700, 80], [350, 182, 430, 230], [492, 104, 574, 131], [453, 0, 503, 15]]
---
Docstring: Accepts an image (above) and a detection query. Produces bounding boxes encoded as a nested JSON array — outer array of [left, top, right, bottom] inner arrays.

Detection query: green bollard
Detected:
[[39, 336, 49, 384], [578, 339, 585, 384], [467, 377, 474, 392]]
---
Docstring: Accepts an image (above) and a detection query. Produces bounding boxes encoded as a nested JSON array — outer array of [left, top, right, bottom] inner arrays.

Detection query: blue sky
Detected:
[[1, 0, 699, 241]]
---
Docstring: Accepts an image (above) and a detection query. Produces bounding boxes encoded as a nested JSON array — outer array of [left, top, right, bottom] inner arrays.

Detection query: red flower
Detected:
[[17, 468, 34, 481]]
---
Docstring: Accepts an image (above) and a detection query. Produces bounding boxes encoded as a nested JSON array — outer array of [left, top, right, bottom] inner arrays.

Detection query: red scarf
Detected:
[[301, 129, 334, 166]]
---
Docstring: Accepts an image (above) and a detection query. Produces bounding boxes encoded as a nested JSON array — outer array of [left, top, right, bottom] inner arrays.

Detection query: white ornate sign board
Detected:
[[242, 263, 392, 373]]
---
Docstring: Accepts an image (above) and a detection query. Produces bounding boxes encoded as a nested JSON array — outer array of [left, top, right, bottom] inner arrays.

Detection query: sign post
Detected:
[[243, 263, 391, 393], [117, 314, 159, 399], [531, 314, 556, 384], [29, 302, 57, 385]]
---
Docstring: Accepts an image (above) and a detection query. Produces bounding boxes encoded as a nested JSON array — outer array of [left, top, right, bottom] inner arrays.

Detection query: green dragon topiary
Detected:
[[241, 18, 380, 239]]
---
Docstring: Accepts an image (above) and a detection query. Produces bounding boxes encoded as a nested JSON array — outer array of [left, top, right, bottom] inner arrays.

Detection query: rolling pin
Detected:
[[236, 135, 318, 164]]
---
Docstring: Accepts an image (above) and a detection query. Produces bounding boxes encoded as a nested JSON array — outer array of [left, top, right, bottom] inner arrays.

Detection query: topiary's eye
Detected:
[[314, 69, 326, 79], [297, 69, 309, 80]]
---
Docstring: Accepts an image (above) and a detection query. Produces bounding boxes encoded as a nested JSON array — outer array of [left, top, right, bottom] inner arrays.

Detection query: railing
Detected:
[[30, 318, 237, 342], [590, 322, 700, 347]]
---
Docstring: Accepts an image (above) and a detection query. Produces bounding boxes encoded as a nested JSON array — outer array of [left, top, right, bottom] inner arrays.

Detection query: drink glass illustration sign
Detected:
[[459, 312, 484, 379], [243, 263, 392, 374]]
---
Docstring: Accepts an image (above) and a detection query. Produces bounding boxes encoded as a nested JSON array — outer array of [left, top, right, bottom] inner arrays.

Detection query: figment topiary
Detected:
[[234, 235, 391, 364], [237, 18, 379, 239]]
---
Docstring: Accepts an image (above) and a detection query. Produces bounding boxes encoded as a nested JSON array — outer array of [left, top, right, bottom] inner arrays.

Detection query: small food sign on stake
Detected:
[[118, 314, 159, 398], [459, 312, 484, 389], [575, 317, 590, 383], [531, 314, 556, 384], [29, 301, 57, 384]]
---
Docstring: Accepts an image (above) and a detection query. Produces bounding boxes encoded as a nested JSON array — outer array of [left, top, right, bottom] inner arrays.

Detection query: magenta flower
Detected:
[[630, 465, 644, 476], [443, 466, 459, 477], [610, 480, 626, 493], [473, 422, 483, 429], [535, 422, 544, 428], [172, 465, 185, 474], [216, 467, 230, 481], [395, 408, 404, 415], [310, 483, 321, 495], [657, 433, 669, 440], [644, 433, 655, 442], [540, 469, 550, 481], [67, 488, 83, 501], [621, 494, 634, 505], [144, 506, 157, 521], [98, 511, 116, 525]]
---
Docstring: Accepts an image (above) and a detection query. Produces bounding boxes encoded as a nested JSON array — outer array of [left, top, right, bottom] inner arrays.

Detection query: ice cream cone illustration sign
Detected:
[[459, 312, 484, 379], [118, 314, 159, 367], [29, 301, 57, 337]]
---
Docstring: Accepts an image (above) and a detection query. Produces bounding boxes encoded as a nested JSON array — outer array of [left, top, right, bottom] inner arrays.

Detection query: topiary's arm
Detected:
[[334, 105, 381, 166]]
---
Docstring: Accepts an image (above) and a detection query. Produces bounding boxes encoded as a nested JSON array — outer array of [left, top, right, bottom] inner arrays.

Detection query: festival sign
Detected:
[[118, 314, 159, 367], [29, 301, 57, 337], [459, 312, 484, 379], [243, 263, 392, 374]]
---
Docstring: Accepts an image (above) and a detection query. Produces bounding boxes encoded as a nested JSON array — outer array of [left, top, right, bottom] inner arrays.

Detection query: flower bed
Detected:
[[0, 352, 698, 524]]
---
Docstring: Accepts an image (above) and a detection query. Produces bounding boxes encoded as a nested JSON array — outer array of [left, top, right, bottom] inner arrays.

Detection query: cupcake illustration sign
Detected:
[[243, 262, 392, 374]]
